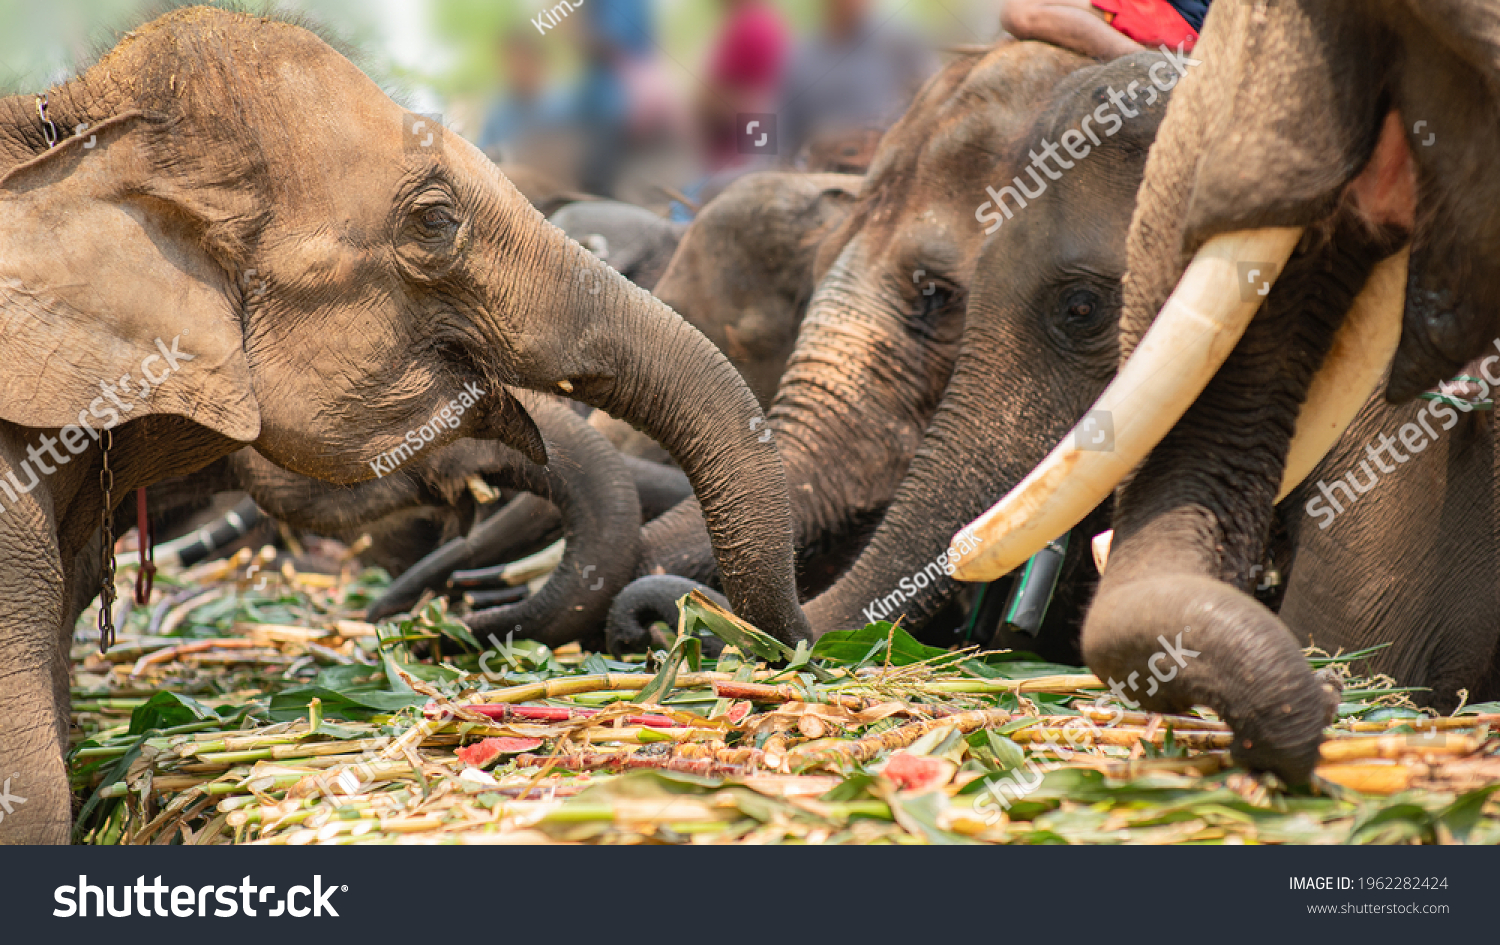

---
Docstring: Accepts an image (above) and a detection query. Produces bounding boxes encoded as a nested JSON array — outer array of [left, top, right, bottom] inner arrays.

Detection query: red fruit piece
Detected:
[[456, 736, 545, 768], [881, 752, 953, 792]]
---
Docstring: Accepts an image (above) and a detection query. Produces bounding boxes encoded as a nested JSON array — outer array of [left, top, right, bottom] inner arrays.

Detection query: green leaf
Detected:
[[126, 691, 223, 736], [1305, 643, 1391, 668], [679, 591, 795, 663], [637, 633, 701, 705], [810, 622, 947, 667], [1348, 803, 1438, 845], [268, 685, 427, 722], [884, 790, 972, 845], [1436, 783, 1500, 842], [967, 730, 1026, 772]]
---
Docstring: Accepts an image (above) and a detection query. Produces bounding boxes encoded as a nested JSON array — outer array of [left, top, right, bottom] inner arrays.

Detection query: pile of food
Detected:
[[68, 552, 1500, 845]]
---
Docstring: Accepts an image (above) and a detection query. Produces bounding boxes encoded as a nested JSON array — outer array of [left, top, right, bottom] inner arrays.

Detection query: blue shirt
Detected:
[[478, 90, 573, 153], [589, 0, 655, 58], [577, 0, 656, 124]]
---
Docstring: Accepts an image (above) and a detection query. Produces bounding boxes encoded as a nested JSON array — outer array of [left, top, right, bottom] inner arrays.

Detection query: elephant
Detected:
[[951, 0, 1500, 781], [653, 171, 861, 409], [117, 389, 656, 639], [547, 199, 686, 294], [798, 50, 1497, 711], [379, 169, 861, 623], [1274, 388, 1498, 709], [797, 52, 1171, 655], [627, 41, 1094, 604], [0, 7, 804, 842]]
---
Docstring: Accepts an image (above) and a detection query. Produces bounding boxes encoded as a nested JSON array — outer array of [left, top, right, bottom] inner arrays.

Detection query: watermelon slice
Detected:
[[456, 736, 544, 769]]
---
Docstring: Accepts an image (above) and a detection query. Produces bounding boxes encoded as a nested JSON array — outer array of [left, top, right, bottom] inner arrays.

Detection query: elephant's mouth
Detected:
[[469, 388, 547, 466], [949, 112, 1419, 581]]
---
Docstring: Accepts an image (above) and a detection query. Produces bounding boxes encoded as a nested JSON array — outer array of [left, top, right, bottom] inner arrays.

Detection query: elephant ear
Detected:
[[0, 112, 259, 442]]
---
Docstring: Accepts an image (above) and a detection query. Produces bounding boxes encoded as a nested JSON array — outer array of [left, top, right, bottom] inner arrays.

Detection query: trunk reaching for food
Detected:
[[805, 348, 1101, 638], [465, 399, 641, 647], [1080, 215, 1407, 782], [638, 252, 954, 595], [487, 200, 811, 643]]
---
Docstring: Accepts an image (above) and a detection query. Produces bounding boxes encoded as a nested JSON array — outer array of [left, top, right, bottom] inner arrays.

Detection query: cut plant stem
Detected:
[[468, 671, 740, 705], [785, 707, 1011, 771]]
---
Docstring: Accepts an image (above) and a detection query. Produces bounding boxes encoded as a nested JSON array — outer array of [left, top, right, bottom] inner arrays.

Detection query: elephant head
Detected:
[[805, 54, 1172, 647], [0, 7, 803, 639], [637, 42, 1092, 595], [653, 171, 861, 409], [0, 8, 806, 842], [951, 0, 1500, 780]]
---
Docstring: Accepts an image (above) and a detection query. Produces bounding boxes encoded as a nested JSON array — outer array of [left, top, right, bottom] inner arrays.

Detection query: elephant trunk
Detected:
[[1083, 571, 1333, 779], [805, 332, 1104, 635], [1072, 215, 1403, 783], [620, 455, 691, 522], [638, 253, 949, 594], [467, 398, 641, 647], [493, 207, 811, 643]]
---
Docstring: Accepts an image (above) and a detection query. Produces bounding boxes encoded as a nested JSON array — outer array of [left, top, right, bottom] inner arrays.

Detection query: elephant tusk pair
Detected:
[[948, 231, 1409, 582]]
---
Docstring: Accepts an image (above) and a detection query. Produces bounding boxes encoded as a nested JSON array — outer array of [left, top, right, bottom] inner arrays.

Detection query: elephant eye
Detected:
[[908, 279, 958, 340], [413, 204, 458, 239], [1061, 288, 1102, 325]]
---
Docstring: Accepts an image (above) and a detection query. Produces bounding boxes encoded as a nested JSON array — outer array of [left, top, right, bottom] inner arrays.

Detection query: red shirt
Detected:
[[709, 3, 788, 94], [1092, 0, 1201, 51]]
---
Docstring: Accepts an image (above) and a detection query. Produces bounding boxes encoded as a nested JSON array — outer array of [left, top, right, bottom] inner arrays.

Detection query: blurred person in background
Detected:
[[697, 0, 788, 173], [574, 0, 676, 197], [1000, 0, 1209, 58], [777, 0, 937, 166], [670, 0, 789, 220], [478, 30, 572, 162]]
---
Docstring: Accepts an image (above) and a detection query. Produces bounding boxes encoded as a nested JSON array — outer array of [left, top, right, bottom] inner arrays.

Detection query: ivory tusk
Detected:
[[1091, 530, 1113, 574], [948, 228, 1305, 582], [1276, 248, 1409, 500]]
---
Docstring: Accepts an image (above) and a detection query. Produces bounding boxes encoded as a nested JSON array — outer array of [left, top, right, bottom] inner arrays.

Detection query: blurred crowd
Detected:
[[477, 0, 942, 213]]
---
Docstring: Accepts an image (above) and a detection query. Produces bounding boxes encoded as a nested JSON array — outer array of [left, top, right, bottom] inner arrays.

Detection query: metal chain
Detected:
[[35, 94, 58, 149], [36, 94, 119, 650], [97, 427, 117, 652]]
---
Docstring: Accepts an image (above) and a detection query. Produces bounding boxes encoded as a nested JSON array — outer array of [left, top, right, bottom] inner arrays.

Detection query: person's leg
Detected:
[[1000, 0, 1144, 59]]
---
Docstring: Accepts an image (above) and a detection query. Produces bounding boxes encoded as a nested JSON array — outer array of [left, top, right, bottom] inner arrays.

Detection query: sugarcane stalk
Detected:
[[919, 675, 1101, 696], [1315, 762, 1413, 794], [784, 707, 1011, 771], [432, 702, 688, 729], [1343, 716, 1498, 732], [1075, 706, 1228, 731], [1318, 732, 1482, 763], [514, 750, 760, 778], [130, 638, 265, 677], [1010, 724, 1233, 750], [470, 671, 734, 705]]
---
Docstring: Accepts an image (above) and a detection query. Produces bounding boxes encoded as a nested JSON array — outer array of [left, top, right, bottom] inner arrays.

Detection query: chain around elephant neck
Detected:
[[97, 426, 117, 652], [40, 94, 119, 650]]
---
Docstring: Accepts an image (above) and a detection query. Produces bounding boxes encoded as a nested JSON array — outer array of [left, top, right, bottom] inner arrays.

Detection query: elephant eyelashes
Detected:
[[414, 206, 458, 240]]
